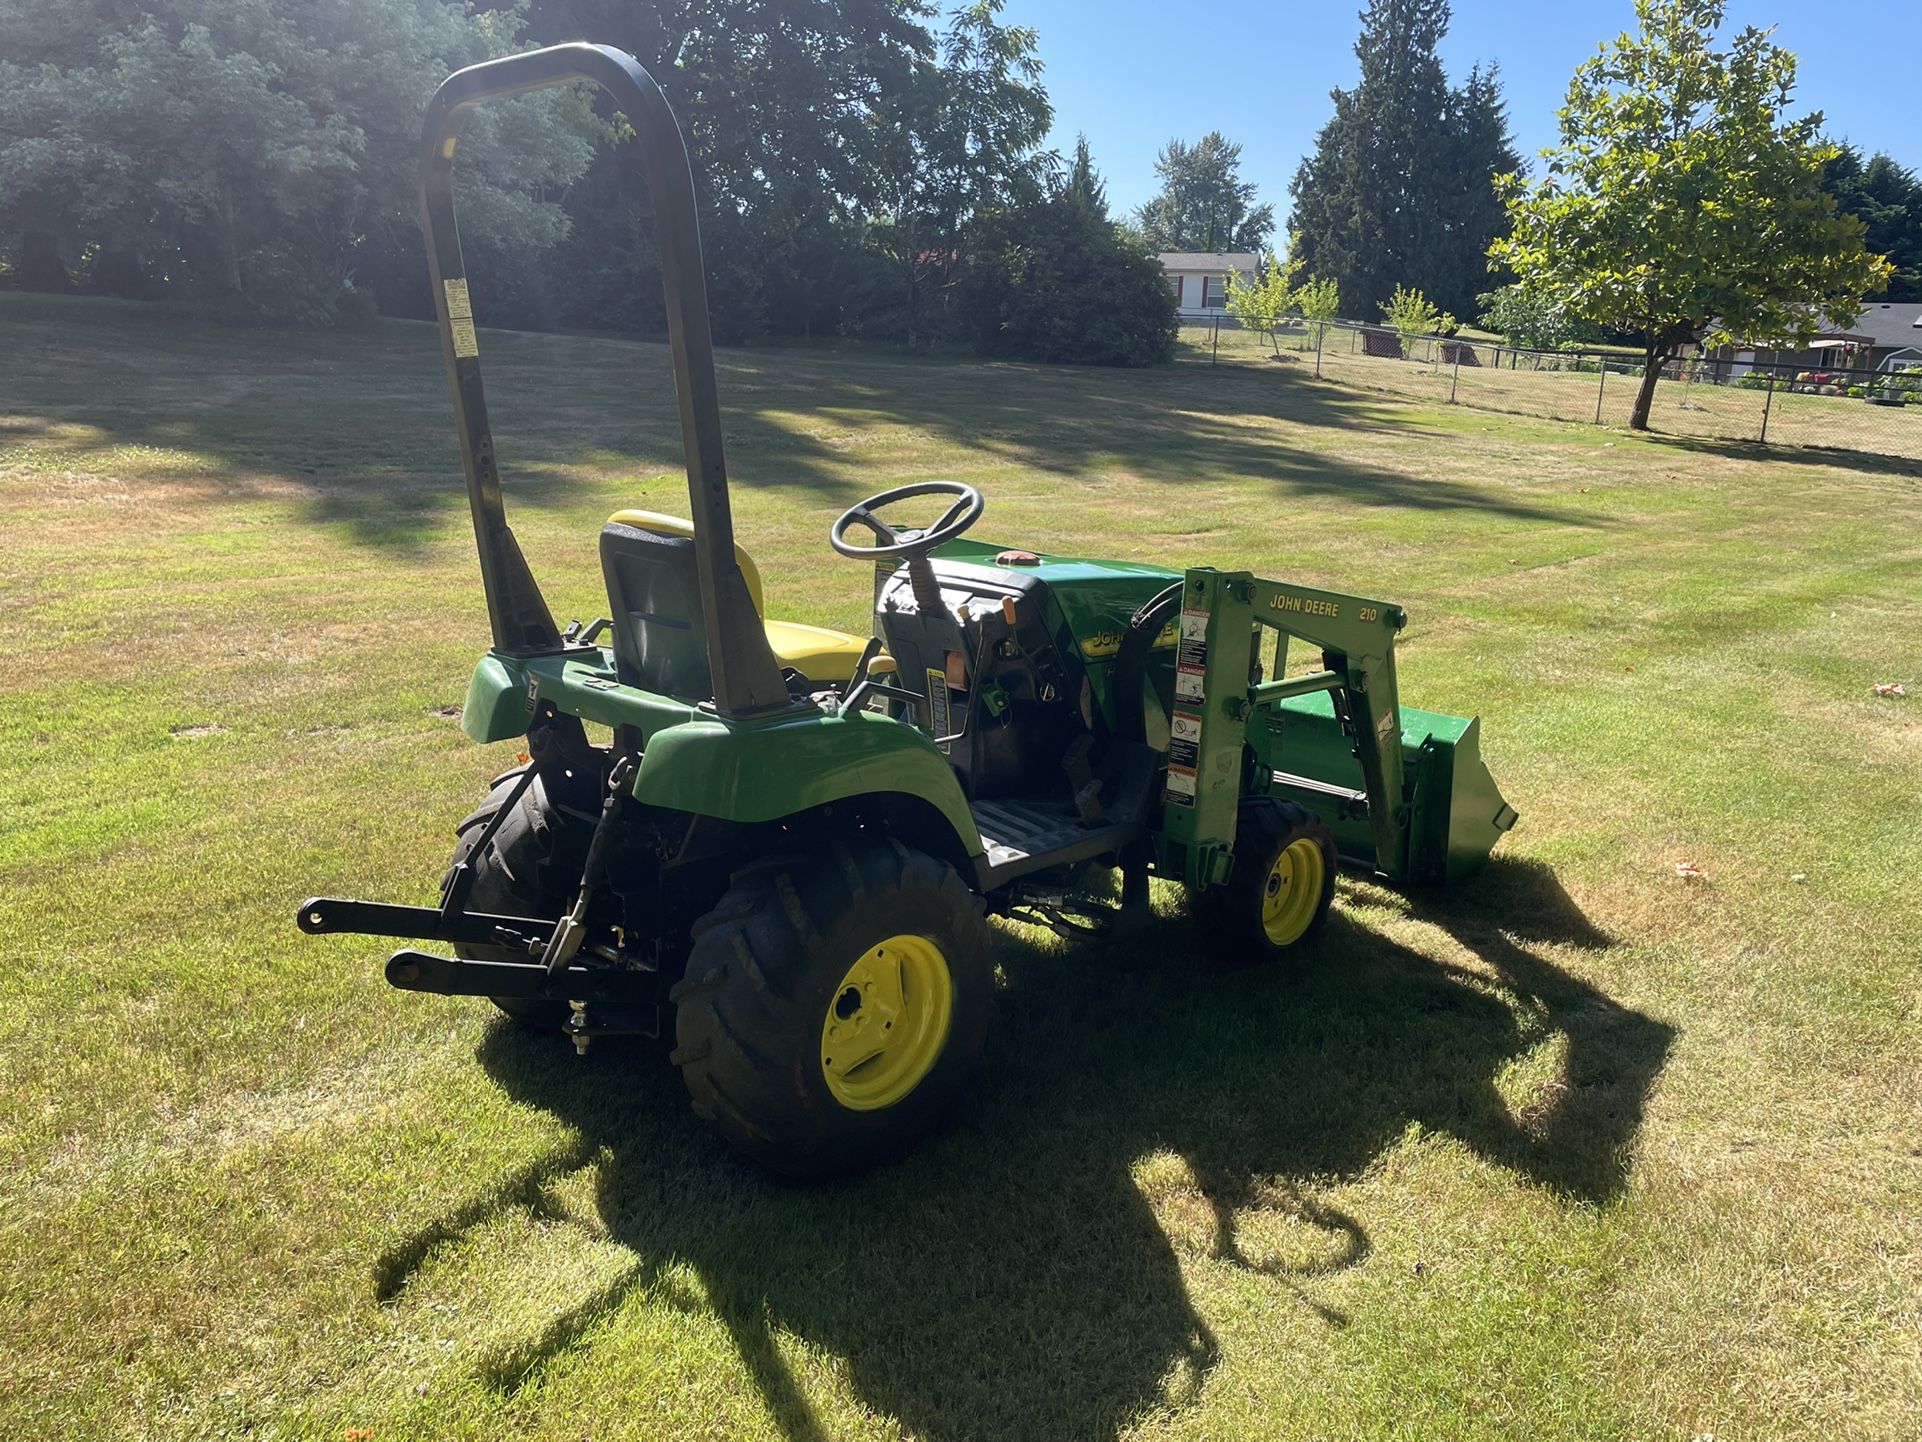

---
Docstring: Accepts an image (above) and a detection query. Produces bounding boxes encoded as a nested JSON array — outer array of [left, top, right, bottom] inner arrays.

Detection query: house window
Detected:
[[1202, 276, 1227, 309], [1169, 274, 1184, 305]]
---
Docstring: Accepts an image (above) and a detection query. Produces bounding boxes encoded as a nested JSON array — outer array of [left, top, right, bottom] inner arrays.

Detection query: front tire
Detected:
[[670, 840, 993, 1178], [1193, 798, 1337, 963]]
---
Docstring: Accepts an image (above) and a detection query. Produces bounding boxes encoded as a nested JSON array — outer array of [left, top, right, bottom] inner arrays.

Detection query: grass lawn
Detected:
[[3, 292, 1918, 1441], [1190, 323, 1922, 462]]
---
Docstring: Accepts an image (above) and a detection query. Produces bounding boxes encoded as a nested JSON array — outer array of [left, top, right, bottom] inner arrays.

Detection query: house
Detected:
[[1697, 300, 1922, 379], [1158, 252, 1259, 318], [1850, 300, 1922, 371]]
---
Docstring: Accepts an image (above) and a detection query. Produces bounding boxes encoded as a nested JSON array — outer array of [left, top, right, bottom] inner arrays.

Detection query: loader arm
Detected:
[[1152, 568, 1516, 889]]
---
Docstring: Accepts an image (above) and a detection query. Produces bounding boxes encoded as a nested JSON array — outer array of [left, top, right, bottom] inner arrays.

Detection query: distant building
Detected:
[[1157, 252, 1259, 318], [1697, 300, 1922, 377]]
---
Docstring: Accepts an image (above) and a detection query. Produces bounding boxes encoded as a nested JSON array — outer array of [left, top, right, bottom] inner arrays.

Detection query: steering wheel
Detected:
[[829, 481, 985, 560]]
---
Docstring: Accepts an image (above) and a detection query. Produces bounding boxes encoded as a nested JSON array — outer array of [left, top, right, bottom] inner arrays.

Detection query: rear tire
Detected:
[[1193, 798, 1337, 963], [670, 840, 992, 1178], [443, 766, 580, 1031]]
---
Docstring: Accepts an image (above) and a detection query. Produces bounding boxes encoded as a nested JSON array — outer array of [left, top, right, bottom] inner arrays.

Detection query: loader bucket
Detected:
[[1262, 693, 1518, 884]]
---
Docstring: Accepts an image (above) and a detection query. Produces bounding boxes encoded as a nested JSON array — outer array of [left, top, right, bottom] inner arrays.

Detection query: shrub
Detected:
[[960, 194, 1178, 366]]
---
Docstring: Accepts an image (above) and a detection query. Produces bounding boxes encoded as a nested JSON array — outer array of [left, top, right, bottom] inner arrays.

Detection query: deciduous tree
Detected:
[[0, 0, 597, 321], [1493, 0, 1893, 430], [1135, 132, 1273, 254]]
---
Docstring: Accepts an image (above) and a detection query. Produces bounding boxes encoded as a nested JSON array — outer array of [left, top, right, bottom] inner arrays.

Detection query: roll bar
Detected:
[[418, 43, 789, 716]]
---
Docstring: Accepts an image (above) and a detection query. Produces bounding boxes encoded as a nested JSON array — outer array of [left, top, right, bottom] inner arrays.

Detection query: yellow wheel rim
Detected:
[[1260, 837, 1326, 946], [819, 934, 953, 1111]]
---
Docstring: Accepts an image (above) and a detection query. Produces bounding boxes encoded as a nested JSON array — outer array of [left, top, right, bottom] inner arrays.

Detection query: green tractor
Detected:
[[300, 44, 1518, 1177]]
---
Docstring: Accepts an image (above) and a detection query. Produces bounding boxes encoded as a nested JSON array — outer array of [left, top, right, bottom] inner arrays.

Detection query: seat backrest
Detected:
[[600, 511, 772, 702], [600, 520, 717, 700], [606, 509, 766, 614]]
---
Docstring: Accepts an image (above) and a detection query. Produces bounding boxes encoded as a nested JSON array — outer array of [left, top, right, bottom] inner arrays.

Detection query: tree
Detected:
[[1289, 0, 1519, 319], [865, 1, 1053, 344], [518, 0, 935, 339], [1379, 283, 1453, 356], [1224, 250, 1299, 352], [1135, 132, 1274, 254], [0, 0, 597, 321], [1822, 144, 1922, 302], [1493, 0, 1893, 430], [959, 144, 1178, 367], [1062, 134, 1107, 218], [1476, 282, 1601, 350], [1293, 275, 1341, 377]]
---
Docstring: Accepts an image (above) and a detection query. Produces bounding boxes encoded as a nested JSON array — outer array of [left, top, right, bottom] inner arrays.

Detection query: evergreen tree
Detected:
[[1135, 133, 1274, 253], [1289, 0, 1516, 318], [1062, 134, 1108, 219], [1822, 144, 1922, 302]]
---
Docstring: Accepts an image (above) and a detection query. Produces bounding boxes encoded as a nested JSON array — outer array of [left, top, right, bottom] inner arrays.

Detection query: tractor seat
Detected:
[[603, 510, 892, 691]]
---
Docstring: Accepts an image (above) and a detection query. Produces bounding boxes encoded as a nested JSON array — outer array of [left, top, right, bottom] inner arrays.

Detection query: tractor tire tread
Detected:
[[672, 839, 991, 1179]]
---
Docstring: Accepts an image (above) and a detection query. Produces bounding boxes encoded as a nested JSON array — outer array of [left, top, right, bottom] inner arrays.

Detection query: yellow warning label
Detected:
[[443, 278, 479, 358]]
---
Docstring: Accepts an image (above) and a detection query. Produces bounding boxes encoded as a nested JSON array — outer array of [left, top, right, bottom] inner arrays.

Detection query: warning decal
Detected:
[[444, 278, 480, 358], [1177, 608, 1209, 665], [1175, 606, 1208, 704], [1164, 764, 1197, 807], [1168, 708, 1202, 770]]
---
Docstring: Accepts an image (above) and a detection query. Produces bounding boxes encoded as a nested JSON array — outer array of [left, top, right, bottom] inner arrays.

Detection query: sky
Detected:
[[998, 0, 1919, 231]]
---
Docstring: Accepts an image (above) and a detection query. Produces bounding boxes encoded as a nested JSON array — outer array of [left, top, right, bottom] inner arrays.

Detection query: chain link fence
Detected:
[[1177, 314, 1922, 465]]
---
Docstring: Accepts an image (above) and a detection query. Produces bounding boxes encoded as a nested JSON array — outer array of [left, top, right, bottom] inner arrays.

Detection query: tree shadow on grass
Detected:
[[4, 302, 1605, 561], [1646, 430, 1922, 478], [373, 856, 1671, 1442]]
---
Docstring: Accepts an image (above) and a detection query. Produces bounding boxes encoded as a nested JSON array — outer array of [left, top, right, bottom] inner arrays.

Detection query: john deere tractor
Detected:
[[299, 44, 1517, 1177]]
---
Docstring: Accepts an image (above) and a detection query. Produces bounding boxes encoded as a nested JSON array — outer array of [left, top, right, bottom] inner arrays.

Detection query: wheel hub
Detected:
[[819, 934, 953, 1111]]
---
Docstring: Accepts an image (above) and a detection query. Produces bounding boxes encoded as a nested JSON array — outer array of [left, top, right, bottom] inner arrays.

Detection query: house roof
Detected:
[[1157, 252, 1259, 271], [1845, 301, 1922, 348]]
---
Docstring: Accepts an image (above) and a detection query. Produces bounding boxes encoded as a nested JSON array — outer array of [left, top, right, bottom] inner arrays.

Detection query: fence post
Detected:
[[1450, 347, 1461, 403], [1210, 315, 1220, 365], [1759, 369, 1775, 444], [1595, 361, 1607, 424]]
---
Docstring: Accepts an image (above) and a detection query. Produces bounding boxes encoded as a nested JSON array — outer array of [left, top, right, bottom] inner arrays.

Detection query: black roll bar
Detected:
[[418, 43, 790, 716]]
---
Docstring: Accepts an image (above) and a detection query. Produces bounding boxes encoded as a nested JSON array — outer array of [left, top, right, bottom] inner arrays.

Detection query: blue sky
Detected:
[[999, 0, 1918, 231]]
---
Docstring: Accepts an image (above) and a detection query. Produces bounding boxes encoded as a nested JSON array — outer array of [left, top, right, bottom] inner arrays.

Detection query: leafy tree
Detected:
[[865, 1, 1053, 344], [1293, 274, 1341, 376], [1476, 282, 1601, 351], [0, 0, 597, 321], [1224, 250, 1299, 351], [1493, 0, 1893, 430], [1134, 132, 1274, 254], [959, 145, 1177, 367], [1379, 283, 1453, 355], [518, 0, 934, 339], [1289, 0, 1518, 319], [1821, 144, 1922, 302]]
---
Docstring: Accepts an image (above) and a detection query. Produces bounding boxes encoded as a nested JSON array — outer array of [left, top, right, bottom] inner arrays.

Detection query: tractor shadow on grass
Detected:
[[379, 855, 1671, 1442]]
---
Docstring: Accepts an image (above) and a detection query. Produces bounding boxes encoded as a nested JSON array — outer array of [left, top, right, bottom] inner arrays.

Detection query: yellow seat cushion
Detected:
[[761, 620, 896, 683], [606, 508, 892, 683]]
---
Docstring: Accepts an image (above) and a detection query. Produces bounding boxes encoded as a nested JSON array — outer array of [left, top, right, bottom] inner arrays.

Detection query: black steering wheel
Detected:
[[829, 481, 985, 560]]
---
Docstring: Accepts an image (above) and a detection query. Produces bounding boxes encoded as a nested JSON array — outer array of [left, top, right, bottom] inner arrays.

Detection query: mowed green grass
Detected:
[[2, 292, 1918, 1441]]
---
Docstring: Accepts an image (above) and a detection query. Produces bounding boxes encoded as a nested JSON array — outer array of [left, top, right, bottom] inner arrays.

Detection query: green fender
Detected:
[[631, 707, 982, 859], [460, 650, 984, 867]]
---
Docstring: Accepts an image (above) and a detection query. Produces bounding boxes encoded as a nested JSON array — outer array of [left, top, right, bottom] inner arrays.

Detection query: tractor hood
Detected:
[[927, 537, 1181, 661]]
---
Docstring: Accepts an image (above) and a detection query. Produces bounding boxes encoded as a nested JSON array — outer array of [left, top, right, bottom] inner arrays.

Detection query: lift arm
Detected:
[[1155, 568, 1414, 886]]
